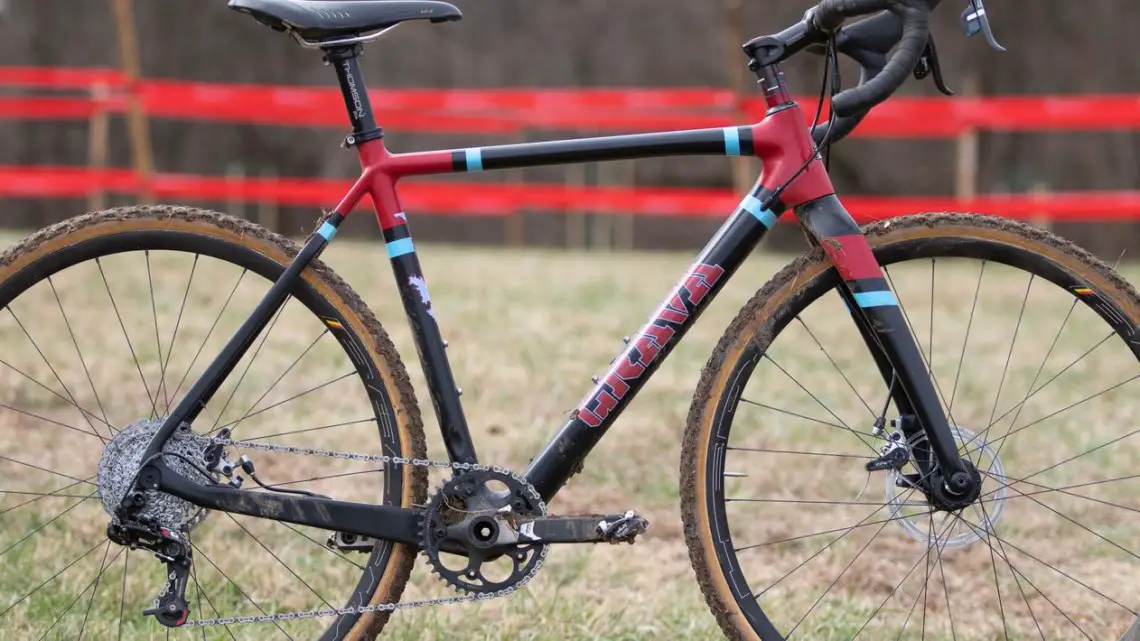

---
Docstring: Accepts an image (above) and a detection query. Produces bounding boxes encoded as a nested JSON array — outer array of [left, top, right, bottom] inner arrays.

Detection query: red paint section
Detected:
[[386, 150, 455, 178], [577, 262, 726, 428], [821, 234, 885, 282], [752, 106, 835, 208]]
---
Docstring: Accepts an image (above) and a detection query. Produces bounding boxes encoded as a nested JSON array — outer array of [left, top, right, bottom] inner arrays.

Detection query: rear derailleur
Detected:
[[107, 518, 193, 628]]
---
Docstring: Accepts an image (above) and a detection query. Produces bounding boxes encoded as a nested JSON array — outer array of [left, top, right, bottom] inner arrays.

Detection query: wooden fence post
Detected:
[[86, 82, 110, 211], [955, 73, 980, 203], [111, 0, 156, 204]]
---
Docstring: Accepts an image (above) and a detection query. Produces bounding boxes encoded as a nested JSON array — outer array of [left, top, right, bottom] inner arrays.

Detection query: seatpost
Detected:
[[324, 45, 385, 147]]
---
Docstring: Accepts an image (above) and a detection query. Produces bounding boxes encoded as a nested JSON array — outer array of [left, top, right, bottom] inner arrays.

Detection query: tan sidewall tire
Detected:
[[680, 213, 1140, 640], [0, 206, 428, 641]]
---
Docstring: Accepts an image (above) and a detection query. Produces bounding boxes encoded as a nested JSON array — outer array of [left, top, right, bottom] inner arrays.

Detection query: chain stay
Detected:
[[182, 437, 548, 628]]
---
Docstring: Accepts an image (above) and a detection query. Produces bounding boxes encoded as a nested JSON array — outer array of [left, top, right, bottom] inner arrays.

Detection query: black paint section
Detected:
[[390, 249, 479, 465], [154, 461, 423, 546], [459, 128, 732, 172], [524, 187, 785, 500], [796, 195, 966, 479], [142, 213, 340, 461]]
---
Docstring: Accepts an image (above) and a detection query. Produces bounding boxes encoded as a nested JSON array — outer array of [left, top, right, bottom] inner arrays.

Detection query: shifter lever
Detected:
[[961, 0, 1006, 52], [913, 36, 954, 96]]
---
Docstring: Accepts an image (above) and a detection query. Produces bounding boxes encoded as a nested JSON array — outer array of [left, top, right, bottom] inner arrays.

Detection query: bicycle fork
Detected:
[[796, 195, 977, 503]]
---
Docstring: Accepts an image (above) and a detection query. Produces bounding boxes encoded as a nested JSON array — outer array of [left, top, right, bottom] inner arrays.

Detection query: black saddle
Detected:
[[229, 0, 462, 42]]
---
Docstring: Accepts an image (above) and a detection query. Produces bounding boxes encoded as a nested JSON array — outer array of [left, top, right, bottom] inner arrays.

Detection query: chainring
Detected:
[[421, 469, 547, 594]]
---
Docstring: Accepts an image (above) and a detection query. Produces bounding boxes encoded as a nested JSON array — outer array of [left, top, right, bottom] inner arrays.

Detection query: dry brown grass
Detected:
[[1, 228, 1139, 640]]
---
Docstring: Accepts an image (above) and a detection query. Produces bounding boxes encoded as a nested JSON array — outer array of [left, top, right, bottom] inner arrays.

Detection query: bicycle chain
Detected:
[[180, 437, 549, 628]]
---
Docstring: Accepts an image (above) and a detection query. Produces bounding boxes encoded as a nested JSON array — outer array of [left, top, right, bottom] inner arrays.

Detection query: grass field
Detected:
[[2, 222, 1139, 640]]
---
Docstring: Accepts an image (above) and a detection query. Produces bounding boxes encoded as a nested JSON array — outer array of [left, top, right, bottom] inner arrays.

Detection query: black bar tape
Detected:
[[830, 5, 928, 117], [811, 0, 892, 31]]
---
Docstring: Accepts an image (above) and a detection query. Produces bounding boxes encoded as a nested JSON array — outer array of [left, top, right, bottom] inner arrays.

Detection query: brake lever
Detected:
[[961, 0, 1006, 52], [913, 35, 953, 96]]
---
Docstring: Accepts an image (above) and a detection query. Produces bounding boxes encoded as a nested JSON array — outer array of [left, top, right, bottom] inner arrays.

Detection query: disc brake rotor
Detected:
[[884, 425, 1007, 549]]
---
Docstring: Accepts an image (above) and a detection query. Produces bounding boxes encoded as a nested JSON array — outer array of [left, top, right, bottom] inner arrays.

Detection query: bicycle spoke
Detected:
[[727, 445, 872, 459], [849, 515, 946, 639], [47, 277, 111, 431], [0, 476, 97, 518], [795, 316, 876, 418], [245, 418, 377, 442], [214, 371, 357, 432], [0, 489, 92, 499], [986, 295, 1080, 443], [889, 515, 957, 641], [738, 398, 856, 435], [975, 274, 1034, 472], [883, 266, 959, 429], [0, 492, 98, 562], [762, 354, 879, 454], [0, 401, 104, 442], [77, 541, 119, 641], [192, 544, 296, 640], [952, 513, 1095, 639], [166, 268, 247, 415], [735, 507, 932, 553], [157, 254, 198, 418], [978, 469, 1140, 514], [117, 550, 128, 641], [278, 522, 365, 571], [0, 537, 106, 619], [146, 251, 171, 413], [210, 300, 291, 431], [96, 258, 159, 418], [4, 309, 111, 441], [37, 543, 120, 641], [0, 455, 93, 489], [985, 332, 1114, 439], [726, 497, 928, 507], [785, 505, 897, 638], [227, 328, 329, 437], [984, 371, 1140, 458], [948, 260, 986, 414], [752, 494, 916, 600], [261, 466, 384, 490], [958, 514, 1135, 615], [190, 559, 237, 641], [999, 482, 1140, 562], [224, 514, 334, 610]]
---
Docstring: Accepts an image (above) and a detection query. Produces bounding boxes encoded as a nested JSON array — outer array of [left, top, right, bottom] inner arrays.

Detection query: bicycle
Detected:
[[2, 0, 1139, 637]]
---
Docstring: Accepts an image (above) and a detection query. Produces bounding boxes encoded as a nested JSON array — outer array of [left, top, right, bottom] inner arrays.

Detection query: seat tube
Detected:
[[368, 176, 479, 465], [327, 43, 479, 464]]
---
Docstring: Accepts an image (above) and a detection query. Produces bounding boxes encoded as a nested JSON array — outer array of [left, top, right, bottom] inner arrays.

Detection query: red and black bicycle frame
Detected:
[[141, 46, 969, 546]]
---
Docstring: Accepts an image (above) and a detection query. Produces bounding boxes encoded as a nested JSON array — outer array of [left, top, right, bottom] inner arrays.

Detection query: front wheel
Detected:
[[683, 213, 1140, 640]]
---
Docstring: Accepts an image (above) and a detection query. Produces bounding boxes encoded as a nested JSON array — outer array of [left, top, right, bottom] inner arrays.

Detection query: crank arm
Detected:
[[514, 511, 649, 544], [147, 460, 424, 547]]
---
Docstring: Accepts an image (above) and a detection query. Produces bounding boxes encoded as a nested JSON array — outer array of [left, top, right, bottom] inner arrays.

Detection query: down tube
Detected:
[[525, 186, 783, 500]]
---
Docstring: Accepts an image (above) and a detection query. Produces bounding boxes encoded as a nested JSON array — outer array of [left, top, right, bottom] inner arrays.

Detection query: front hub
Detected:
[[928, 460, 983, 512]]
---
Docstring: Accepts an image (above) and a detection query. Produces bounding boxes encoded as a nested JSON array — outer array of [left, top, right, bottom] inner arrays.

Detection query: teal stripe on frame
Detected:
[[723, 127, 742, 156], [317, 222, 338, 241], [465, 148, 484, 172], [854, 291, 898, 308], [386, 238, 416, 258], [740, 195, 778, 228]]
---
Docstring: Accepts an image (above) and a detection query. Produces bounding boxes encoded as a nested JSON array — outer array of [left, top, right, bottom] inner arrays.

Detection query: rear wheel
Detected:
[[683, 213, 1140, 640], [0, 206, 426, 639]]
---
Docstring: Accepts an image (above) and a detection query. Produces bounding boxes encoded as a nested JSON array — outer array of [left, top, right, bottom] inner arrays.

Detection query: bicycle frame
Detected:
[[140, 48, 969, 547]]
